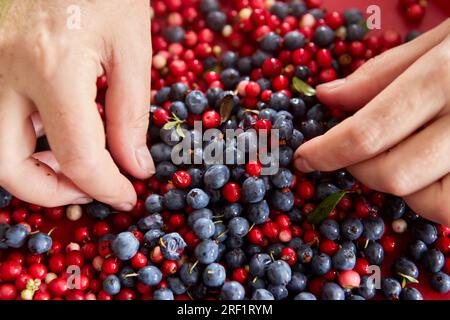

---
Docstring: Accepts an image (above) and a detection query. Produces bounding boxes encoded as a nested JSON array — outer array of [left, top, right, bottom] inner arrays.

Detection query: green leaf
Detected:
[[397, 272, 419, 285], [293, 77, 316, 97], [220, 95, 235, 124], [176, 124, 186, 138], [163, 121, 177, 130], [307, 190, 350, 225]]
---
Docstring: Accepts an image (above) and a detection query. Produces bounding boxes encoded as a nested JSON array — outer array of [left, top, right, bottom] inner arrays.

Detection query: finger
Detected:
[[295, 38, 449, 173], [33, 151, 60, 172], [404, 174, 450, 227], [31, 112, 45, 138], [0, 89, 91, 207], [348, 114, 450, 197], [30, 54, 137, 211], [317, 18, 450, 111], [105, 6, 155, 180]]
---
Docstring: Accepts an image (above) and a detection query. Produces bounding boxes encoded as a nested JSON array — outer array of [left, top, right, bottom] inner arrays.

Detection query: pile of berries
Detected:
[[1, 0, 449, 301]]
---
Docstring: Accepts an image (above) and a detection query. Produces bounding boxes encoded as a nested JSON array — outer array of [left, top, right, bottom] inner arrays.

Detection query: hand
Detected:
[[0, 0, 154, 211], [294, 19, 450, 226]]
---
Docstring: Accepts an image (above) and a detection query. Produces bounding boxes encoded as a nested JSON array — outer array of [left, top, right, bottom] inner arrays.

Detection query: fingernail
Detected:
[[136, 146, 155, 175], [73, 197, 93, 205], [295, 157, 314, 173], [117, 203, 135, 212], [317, 78, 346, 89]]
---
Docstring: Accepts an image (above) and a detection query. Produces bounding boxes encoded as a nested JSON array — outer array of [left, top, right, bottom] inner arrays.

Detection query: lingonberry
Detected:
[[280, 247, 297, 266], [12, 208, 28, 223], [262, 58, 282, 77], [131, 252, 148, 269], [48, 254, 66, 273], [29, 263, 47, 280], [202, 110, 221, 128], [66, 251, 84, 268], [0, 284, 17, 300], [232, 267, 248, 284], [380, 235, 397, 253], [222, 182, 241, 203], [92, 221, 110, 238], [435, 237, 450, 255], [153, 108, 170, 127], [172, 171, 192, 189], [338, 270, 361, 289], [405, 3, 425, 22], [48, 277, 69, 297], [0, 260, 22, 281], [354, 258, 370, 276], [297, 180, 315, 200], [319, 239, 339, 256], [161, 260, 178, 276], [102, 258, 119, 275]]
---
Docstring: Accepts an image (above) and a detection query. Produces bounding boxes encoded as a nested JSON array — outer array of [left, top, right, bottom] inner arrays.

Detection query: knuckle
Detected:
[[59, 151, 101, 181], [379, 167, 413, 197], [346, 123, 382, 158]]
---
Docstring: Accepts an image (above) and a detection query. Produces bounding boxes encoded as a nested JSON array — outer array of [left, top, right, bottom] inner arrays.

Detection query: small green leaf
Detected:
[[176, 124, 186, 138], [307, 190, 350, 225], [397, 272, 419, 285], [293, 77, 316, 97], [220, 95, 235, 124], [163, 121, 177, 130]]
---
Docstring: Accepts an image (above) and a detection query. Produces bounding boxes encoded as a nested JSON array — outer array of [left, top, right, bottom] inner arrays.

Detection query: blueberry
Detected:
[[309, 8, 325, 19], [300, 119, 324, 140], [287, 208, 303, 225], [206, 87, 224, 106], [412, 222, 438, 245], [287, 272, 307, 292], [290, 97, 306, 117], [153, 288, 174, 300], [421, 249, 445, 273], [169, 82, 189, 101], [220, 281, 245, 300], [247, 200, 270, 225], [332, 248, 356, 271], [273, 117, 294, 141], [341, 218, 363, 241], [270, 1, 289, 19], [28, 233, 52, 254], [225, 248, 246, 269], [311, 253, 331, 275], [381, 277, 402, 300], [346, 24, 367, 41], [237, 57, 252, 74], [333, 170, 356, 190], [111, 232, 139, 261], [187, 168, 204, 188], [168, 276, 187, 295], [408, 240, 428, 261], [154, 87, 171, 105], [150, 143, 172, 163], [383, 196, 406, 219], [223, 203, 243, 220], [278, 146, 294, 168], [220, 68, 241, 90], [85, 201, 111, 220], [306, 104, 327, 122], [221, 51, 239, 68], [405, 30, 422, 42], [193, 218, 215, 240], [283, 31, 305, 50], [294, 65, 310, 81], [163, 189, 186, 211], [137, 266, 163, 286], [119, 266, 136, 288], [322, 283, 345, 300], [340, 240, 357, 255], [260, 32, 281, 52], [195, 239, 219, 264], [347, 295, 365, 300], [185, 90, 208, 115], [160, 233, 187, 260], [144, 194, 164, 214], [297, 244, 314, 264], [430, 272, 450, 294], [315, 182, 340, 201], [393, 257, 419, 280], [191, 283, 209, 299], [200, 0, 219, 12], [267, 260, 291, 286], [269, 92, 290, 111], [362, 216, 385, 241], [188, 209, 213, 228], [163, 26, 185, 44], [203, 263, 226, 287], [204, 165, 230, 190], [258, 108, 277, 122], [314, 25, 335, 47], [144, 229, 165, 246], [251, 289, 275, 300], [206, 11, 227, 32], [5, 224, 29, 248], [186, 188, 210, 210], [270, 169, 292, 189], [319, 219, 340, 240], [103, 275, 121, 295], [293, 292, 316, 300], [344, 8, 364, 25], [357, 276, 377, 299], [155, 161, 178, 181], [179, 262, 200, 286], [249, 253, 272, 277], [270, 190, 294, 212], [0, 187, 12, 208], [364, 241, 384, 265], [160, 126, 182, 146], [268, 284, 288, 300], [228, 217, 250, 238], [242, 177, 266, 204], [138, 213, 164, 231], [400, 287, 423, 300]]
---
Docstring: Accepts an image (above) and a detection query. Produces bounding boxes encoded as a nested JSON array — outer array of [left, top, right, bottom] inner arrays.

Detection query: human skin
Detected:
[[0, 0, 154, 211], [295, 19, 450, 226]]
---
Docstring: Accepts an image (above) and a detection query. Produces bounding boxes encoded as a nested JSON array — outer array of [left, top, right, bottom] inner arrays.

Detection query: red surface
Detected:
[[2, 0, 449, 301]]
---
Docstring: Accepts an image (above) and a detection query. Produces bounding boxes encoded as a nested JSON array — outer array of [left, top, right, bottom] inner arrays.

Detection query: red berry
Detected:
[[275, 215, 291, 229], [48, 277, 69, 297], [202, 110, 221, 128], [279, 228, 292, 243], [245, 161, 262, 177], [297, 180, 314, 199], [245, 81, 261, 97], [92, 221, 110, 238], [66, 251, 84, 267], [12, 208, 28, 223], [254, 118, 272, 132], [355, 258, 370, 276], [380, 235, 396, 253], [232, 268, 248, 283], [248, 227, 264, 245], [0, 260, 22, 281], [161, 260, 178, 276], [15, 273, 33, 291], [44, 207, 65, 221], [262, 58, 282, 77], [102, 258, 119, 275], [406, 3, 425, 22], [316, 49, 333, 68], [74, 227, 90, 243], [0, 284, 17, 300], [153, 108, 170, 127], [29, 263, 47, 280], [262, 221, 279, 240], [131, 253, 148, 269], [48, 254, 66, 273], [319, 239, 338, 255], [338, 270, 361, 289], [435, 237, 450, 255], [172, 171, 192, 189], [222, 182, 241, 203], [280, 247, 297, 266], [325, 11, 344, 29], [34, 291, 51, 300]]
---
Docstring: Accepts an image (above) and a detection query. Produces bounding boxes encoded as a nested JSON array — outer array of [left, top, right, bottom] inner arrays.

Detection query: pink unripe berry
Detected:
[[338, 270, 361, 289]]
